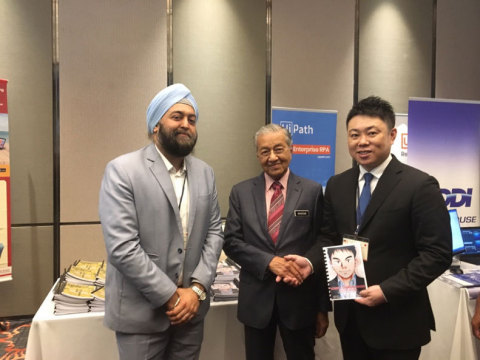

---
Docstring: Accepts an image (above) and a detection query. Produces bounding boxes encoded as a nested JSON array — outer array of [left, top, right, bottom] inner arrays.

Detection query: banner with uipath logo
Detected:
[[272, 107, 336, 188], [408, 98, 480, 227]]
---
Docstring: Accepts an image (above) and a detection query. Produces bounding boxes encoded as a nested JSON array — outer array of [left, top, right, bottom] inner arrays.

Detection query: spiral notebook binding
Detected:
[[323, 247, 333, 300]]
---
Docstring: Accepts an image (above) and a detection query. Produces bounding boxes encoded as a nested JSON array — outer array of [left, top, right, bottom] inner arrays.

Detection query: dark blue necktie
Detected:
[[357, 173, 373, 225]]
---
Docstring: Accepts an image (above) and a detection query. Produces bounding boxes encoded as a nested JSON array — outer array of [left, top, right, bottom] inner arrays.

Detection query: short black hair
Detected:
[[327, 245, 356, 261], [346, 96, 395, 130]]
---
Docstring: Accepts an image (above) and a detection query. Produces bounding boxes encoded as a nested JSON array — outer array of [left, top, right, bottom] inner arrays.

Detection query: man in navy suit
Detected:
[[223, 124, 330, 360], [99, 84, 223, 360], [286, 96, 452, 359]]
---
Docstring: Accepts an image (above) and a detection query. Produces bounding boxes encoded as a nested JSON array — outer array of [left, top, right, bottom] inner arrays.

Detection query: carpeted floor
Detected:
[[0, 318, 32, 360]]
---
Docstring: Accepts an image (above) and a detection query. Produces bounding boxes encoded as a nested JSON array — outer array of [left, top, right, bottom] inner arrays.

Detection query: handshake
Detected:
[[269, 254, 313, 286]]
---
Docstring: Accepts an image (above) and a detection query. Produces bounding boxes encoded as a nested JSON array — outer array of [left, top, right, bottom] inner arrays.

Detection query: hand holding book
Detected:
[[354, 285, 386, 306]]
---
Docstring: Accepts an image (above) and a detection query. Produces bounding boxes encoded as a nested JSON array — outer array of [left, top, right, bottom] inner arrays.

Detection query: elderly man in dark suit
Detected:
[[223, 124, 330, 360], [99, 84, 223, 360], [286, 96, 452, 360]]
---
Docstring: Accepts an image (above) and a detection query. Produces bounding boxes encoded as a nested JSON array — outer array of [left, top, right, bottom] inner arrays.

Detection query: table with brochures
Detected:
[[25, 272, 480, 360], [24, 280, 116, 360], [422, 262, 480, 360], [24, 280, 245, 360]]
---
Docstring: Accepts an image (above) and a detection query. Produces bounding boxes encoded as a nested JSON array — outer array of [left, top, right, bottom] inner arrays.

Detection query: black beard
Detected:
[[157, 123, 197, 157]]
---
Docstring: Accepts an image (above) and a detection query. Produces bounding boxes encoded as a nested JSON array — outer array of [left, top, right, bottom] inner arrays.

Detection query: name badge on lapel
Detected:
[[294, 210, 310, 217]]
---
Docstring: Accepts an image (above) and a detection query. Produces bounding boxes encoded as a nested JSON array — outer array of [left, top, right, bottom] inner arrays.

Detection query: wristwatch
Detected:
[[191, 284, 207, 301]]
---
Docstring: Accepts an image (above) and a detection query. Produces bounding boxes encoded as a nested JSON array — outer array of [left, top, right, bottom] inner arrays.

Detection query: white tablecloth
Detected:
[[25, 276, 480, 360], [24, 285, 117, 360], [421, 269, 480, 360], [24, 284, 245, 360]]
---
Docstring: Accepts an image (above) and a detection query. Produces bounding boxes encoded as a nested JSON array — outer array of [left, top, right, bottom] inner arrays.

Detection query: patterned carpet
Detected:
[[0, 318, 32, 360]]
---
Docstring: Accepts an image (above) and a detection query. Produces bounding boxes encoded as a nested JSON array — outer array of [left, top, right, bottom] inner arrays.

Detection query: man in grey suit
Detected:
[[99, 83, 224, 360], [223, 124, 330, 360]]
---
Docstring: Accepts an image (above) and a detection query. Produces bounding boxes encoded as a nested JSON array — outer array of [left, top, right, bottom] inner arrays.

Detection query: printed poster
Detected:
[[408, 98, 480, 227], [272, 107, 336, 188], [0, 78, 12, 281], [391, 113, 408, 164], [323, 244, 367, 301]]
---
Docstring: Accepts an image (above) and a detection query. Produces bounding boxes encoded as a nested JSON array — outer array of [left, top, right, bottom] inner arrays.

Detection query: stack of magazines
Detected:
[[440, 269, 480, 299], [65, 260, 105, 286], [53, 278, 96, 315], [89, 286, 105, 312], [53, 260, 106, 315], [214, 260, 240, 283], [210, 259, 240, 302]]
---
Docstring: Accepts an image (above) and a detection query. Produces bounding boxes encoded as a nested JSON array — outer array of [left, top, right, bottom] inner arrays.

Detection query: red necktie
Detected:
[[268, 181, 284, 244]]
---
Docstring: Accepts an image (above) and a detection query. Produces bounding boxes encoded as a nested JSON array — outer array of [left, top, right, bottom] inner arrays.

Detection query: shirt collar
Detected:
[[338, 274, 357, 288], [265, 168, 290, 191], [358, 154, 392, 181], [155, 144, 187, 175]]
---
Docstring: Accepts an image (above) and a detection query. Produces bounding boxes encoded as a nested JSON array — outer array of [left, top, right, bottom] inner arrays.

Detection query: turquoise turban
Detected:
[[146, 83, 199, 134]]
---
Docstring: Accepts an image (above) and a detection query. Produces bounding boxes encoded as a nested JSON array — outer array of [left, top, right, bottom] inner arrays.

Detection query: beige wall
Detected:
[[436, 0, 480, 100], [272, 0, 356, 174], [1, 0, 479, 317], [359, 0, 433, 113], [59, 0, 168, 223], [0, 0, 53, 224], [57, 0, 168, 278], [172, 0, 267, 215], [0, 0, 53, 316], [59, 225, 107, 272]]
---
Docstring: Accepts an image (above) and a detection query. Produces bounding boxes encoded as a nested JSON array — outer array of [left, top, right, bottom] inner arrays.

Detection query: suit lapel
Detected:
[[360, 157, 402, 231], [146, 144, 183, 236], [252, 175, 273, 247], [345, 167, 360, 232]]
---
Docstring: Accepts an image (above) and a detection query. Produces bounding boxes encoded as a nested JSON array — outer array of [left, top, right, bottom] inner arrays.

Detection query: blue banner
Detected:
[[272, 107, 336, 188], [408, 98, 480, 226]]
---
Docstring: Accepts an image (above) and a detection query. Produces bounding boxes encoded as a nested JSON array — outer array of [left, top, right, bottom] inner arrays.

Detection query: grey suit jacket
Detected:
[[223, 172, 330, 330], [99, 143, 224, 333]]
